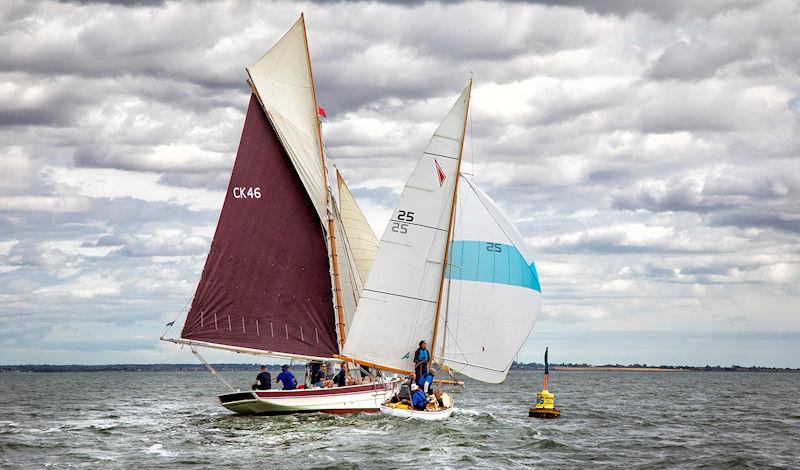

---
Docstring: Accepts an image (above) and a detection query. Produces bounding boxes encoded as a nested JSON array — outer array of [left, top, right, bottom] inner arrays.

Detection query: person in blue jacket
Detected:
[[275, 365, 297, 390], [419, 368, 435, 393], [410, 383, 428, 411], [413, 340, 429, 379]]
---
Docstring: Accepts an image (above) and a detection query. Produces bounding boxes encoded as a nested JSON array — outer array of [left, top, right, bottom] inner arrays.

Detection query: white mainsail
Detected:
[[436, 177, 542, 383], [337, 171, 379, 284], [342, 83, 471, 373], [246, 15, 327, 221]]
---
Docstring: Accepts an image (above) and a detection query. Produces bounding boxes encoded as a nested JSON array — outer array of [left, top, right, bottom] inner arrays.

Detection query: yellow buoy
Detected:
[[529, 347, 561, 418]]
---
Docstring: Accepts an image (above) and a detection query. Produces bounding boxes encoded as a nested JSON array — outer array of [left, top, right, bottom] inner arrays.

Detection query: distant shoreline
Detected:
[[1, 363, 797, 373]]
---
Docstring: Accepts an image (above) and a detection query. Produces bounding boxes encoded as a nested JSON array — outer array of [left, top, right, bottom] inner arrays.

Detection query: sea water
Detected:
[[0, 370, 798, 468]]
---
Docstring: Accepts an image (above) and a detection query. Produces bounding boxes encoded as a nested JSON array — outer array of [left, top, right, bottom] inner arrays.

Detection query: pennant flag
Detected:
[[434, 159, 446, 186], [317, 106, 327, 118]]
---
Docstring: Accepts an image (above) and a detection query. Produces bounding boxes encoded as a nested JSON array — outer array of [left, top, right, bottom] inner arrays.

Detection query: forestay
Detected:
[[342, 84, 471, 373], [436, 177, 542, 383]]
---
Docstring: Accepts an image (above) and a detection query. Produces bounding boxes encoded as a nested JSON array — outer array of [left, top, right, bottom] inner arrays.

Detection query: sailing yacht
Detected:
[[341, 81, 543, 419], [161, 15, 396, 415], [162, 15, 542, 417]]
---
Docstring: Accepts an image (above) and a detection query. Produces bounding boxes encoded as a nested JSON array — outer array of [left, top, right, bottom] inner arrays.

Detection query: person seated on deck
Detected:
[[313, 363, 334, 388], [410, 383, 428, 411], [334, 363, 357, 387], [391, 373, 414, 404], [251, 365, 271, 390], [414, 340, 430, 379], [275, 365, 297, 390]]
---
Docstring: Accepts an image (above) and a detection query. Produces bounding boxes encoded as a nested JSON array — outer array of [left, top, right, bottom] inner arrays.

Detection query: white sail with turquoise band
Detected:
[[436, 176, 542, 383]]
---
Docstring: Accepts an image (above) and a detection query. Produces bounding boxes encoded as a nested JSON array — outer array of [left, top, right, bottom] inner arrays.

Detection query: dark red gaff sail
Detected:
[[180, 94, 338, 358]]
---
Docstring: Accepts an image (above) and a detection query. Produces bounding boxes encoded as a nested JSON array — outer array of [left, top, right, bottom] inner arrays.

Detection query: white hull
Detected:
[[218, 380, 399, 415], [379, 393, 455, 421], [379, 404, 454, 421]]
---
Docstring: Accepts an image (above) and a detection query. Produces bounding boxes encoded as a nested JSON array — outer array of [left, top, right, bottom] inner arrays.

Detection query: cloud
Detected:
[[0, 0, 798, 366]]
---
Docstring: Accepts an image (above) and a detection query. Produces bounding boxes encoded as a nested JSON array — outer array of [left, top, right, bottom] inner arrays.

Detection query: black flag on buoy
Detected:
[[544, 347, 549, 375]]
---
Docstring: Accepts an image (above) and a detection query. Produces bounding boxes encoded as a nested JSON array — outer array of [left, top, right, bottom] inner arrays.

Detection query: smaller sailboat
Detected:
[[340, 81, 543, 420], [380, 390, 455, 420]]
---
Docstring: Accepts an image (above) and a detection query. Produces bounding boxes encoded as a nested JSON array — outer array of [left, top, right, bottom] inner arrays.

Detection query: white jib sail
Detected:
[[246, 16, 327, 221], [342, 83, 471, 372], [436, 176, 542, 383], [332, 195, 364, 341], [337, 171, 379, 284]]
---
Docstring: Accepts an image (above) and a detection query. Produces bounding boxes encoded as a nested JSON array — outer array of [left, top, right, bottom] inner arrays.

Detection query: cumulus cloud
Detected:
[[0, 0, 798, 365]]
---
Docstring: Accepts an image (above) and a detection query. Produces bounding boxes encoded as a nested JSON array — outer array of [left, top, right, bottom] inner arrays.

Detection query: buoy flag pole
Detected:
[[543, 347, 549, 391]]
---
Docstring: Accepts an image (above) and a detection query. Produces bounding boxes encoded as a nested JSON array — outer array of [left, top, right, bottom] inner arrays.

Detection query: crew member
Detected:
[[275, 365, 297, 390], [414, 340, 429, 378], [334, 362, 350, 387], [251, 365, 271, 390], [410, 383, 428, 411]]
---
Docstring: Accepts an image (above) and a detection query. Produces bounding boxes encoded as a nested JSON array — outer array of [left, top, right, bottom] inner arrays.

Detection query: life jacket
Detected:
[[414, 348, 429, 363]]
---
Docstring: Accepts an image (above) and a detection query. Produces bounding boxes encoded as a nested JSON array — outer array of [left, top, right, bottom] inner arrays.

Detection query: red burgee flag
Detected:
[[317, 106, 327, 118], [435, 159, 446, 186]]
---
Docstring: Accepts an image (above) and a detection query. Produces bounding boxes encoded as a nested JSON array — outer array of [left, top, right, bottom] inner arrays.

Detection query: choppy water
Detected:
[[1, 370, 798, 468]]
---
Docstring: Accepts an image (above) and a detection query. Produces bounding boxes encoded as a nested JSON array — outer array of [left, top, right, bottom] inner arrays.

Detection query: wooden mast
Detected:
[[429, 79, 472, 367], [300, 13, 348, 351]]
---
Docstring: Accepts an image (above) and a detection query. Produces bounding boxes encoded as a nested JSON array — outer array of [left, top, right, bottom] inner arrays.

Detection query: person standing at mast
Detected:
[[414, 340, 430, 380]]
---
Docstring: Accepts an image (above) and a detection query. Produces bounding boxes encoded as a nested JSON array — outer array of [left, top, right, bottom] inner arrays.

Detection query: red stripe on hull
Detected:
[[251, 383, 392, 398]]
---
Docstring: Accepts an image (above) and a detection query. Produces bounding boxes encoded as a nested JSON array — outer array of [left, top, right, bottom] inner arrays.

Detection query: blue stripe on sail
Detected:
[[446, 240, 541, 292]]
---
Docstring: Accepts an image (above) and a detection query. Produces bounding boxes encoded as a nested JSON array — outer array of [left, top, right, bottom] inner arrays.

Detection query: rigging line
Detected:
[[462, 177, 521, 252], [469, 83, 475, 176], [161, 295, 193, 338], [191, 346, 236, 393]]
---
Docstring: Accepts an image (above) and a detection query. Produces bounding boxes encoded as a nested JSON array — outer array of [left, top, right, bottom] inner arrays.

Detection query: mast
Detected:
[[300, 14, 348, 350], [429, 79, 472, 366]]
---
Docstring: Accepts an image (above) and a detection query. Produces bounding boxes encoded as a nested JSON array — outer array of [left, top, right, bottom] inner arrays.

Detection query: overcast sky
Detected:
[[1, 0, 798, 367]]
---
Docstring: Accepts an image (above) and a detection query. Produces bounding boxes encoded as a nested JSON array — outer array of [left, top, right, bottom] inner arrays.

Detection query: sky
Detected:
[[0, 0, 798, 367]]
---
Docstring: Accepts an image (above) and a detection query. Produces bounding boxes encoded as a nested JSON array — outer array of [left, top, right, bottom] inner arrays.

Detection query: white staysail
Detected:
[[332, 195, 364, 339], [342, 83, 471, 373], [246, 16, 327, 221], [337, 171, 379, 284], [436, 177, 542, 383]]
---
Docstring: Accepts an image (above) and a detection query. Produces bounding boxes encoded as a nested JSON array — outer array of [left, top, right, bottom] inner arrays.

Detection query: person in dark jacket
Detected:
[[413, 340, 429, 378], [251, 365, 271, 390], [334, 362, 351, 387], [410, 383, 428, 411]]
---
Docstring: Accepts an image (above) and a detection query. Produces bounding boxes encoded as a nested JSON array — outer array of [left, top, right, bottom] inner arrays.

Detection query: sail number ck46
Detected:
[[232, 187, 261, 199], [391, 210, 415, 233]]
